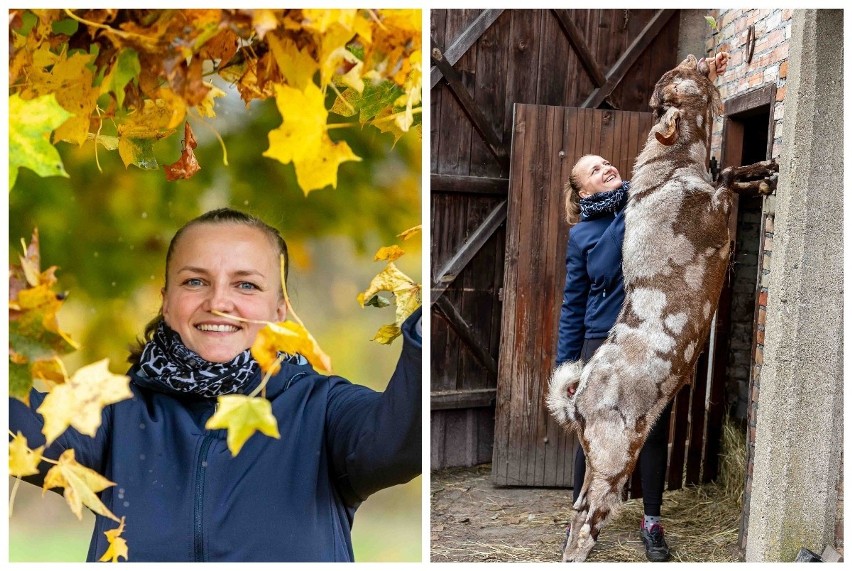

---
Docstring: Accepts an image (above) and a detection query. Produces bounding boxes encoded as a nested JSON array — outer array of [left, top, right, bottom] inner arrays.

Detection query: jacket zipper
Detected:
[[193, 432, 215, 562]]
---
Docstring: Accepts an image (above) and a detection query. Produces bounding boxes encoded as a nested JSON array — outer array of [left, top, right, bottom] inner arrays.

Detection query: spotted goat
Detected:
[[546, 54, 777, 562]]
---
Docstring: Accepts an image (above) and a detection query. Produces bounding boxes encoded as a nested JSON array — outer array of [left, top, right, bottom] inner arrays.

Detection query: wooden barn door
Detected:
[[493, 104, 734, 492], [492, 105, 653, 486]]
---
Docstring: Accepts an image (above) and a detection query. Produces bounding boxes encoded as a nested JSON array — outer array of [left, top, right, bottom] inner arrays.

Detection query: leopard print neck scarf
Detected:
[[137, 321, 259, 398], [579, 180, 630, 220]]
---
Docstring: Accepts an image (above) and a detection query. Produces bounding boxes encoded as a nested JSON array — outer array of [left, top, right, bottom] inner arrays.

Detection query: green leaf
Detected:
[[364, 294, 391, 308], [9, 93, 72, 190], [704, 16, 718, 31], [51, 17, 79, 36], [102, 48, 140, 108], [331, 80, 404, 123], [9, 360, 33, 402]]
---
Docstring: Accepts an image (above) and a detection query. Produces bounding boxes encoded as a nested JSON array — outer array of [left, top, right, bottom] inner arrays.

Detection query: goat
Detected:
[[546, 54, 778, 562]]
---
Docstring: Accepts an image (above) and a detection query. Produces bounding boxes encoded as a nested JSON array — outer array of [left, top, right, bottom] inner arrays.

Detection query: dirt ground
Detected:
[[430, 464, 743, 563]]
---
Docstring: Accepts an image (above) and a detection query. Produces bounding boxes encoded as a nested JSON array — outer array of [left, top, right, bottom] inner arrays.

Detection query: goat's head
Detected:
[[649, 54, 723, 147]]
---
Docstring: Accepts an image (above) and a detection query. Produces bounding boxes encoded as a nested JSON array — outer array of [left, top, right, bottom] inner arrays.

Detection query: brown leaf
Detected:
[[164, 122, 201, 181]]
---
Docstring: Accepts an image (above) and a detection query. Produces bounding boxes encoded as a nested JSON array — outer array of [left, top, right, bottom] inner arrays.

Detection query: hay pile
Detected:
[[594, 419, 747, 562], [430, 418, 748, 562]]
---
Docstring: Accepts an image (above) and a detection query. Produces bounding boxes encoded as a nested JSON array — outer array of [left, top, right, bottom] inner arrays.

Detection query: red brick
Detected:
[[758, 307, 766, 325], [756, 327, 765, 345], [754, 346, 763, 365], [779, 61, 788, 79], [758, 290, 768, 307], [775, 85, 786, 102], [764, 214, 775, 233]]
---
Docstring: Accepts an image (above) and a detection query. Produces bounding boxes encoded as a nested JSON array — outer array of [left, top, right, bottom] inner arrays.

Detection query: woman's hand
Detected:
[[706, 51, 729, 82]]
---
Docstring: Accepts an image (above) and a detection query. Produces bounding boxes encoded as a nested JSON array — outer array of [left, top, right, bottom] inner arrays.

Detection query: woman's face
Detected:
[[162, 223, 286, 363], [574, 155, 622, 198]]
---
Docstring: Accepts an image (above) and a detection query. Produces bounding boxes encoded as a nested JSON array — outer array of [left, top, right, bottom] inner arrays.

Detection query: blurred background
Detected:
[[8, 76, 422, 562]]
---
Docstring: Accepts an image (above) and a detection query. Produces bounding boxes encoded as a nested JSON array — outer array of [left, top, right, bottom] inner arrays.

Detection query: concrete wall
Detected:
[[744, 9, 844, 561]]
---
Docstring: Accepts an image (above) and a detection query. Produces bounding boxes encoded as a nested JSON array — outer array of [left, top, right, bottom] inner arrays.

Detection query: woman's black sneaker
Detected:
[[640, 523, 671, 562]]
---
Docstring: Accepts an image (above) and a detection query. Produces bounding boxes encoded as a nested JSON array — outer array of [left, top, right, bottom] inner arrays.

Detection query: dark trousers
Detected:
[[570, 337, 673, 517]]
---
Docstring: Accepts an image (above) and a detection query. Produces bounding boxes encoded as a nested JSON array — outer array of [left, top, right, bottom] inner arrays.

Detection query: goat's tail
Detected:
[[546, 360, 584, 430]]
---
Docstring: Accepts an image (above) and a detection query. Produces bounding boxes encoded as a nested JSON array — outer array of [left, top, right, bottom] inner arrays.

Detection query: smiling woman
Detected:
[[10, 208, 423, 562]]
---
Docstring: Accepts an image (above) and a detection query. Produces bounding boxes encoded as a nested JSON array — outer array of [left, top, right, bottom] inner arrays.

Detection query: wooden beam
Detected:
[[551, 10, 606, 88], [551, 9, 620, 109], [433, 296, 499, 374], [431, 388, 497, 410], [431, 174, 509, 196], [430, 9, 505, 89], [431, 39, 510, 171], [432, 200, 507, 302], [582, 9, 677, 109]]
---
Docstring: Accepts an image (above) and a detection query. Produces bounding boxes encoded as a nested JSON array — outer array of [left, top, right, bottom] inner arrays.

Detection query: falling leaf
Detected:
[[375, 245, 406, 262], [36, 359, 132, 445], [43, 449, 119, 521], [9, 432, 44, 478], [397, 225, 422, 241], [206, 394, 281, 456], [363, 295, 390, 308], [9, 93, 72, 189], [357, 262, 421, 345], [99, 517, 129, 562], [251, 321, 332, 375], [164, 122, 201, 181], [372, 323, 402, 344], [705, 16, 718, 31]]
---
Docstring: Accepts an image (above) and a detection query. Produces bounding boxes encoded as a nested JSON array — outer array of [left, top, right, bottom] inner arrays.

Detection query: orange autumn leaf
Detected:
[[252, 321, 332, 376], [164, 122, 201, 181], [43, 449, 120, 522]]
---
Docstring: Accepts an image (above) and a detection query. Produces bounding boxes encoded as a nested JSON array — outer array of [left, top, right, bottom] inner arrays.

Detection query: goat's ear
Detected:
[[697, 57, 710, 76], [654, 107, 680, 146]]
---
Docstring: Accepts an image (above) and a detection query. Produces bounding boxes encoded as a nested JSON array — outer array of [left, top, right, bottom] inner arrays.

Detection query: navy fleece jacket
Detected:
[[556, 209, 626, 365], [9, 308, 422, 562]]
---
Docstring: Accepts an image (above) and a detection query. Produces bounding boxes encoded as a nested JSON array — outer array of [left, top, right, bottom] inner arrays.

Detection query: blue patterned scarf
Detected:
[[579, 180, 630, 220], [137, 321, 305, 398]]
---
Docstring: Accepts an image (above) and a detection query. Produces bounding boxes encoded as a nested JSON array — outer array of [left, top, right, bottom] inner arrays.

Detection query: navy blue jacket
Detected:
[[556, 208, 626, 365], [10, 308, 422, 562]]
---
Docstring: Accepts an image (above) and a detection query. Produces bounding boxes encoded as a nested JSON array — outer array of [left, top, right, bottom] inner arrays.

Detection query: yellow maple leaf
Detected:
[[9, 432, 44, 478], [264, 83, 327, 165], [99, 517, 129, 562], [43, 449, 119, 522], [205, 394, 281, 456], [357, 262, 422, 345], [36, 359, 132, 445], [266, 34, 318, 91], [292, 136, 361, 194], [29, 49, 98, 146], [252, 321, 332, 375]]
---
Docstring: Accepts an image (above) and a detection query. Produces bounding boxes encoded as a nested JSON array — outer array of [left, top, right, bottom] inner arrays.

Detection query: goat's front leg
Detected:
[[717, 159, 779, 196], [562, 472, 628, 562]]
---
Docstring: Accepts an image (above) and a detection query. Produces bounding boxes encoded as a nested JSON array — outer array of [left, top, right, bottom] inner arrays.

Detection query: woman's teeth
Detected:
[[197, 324, 240, 332]]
